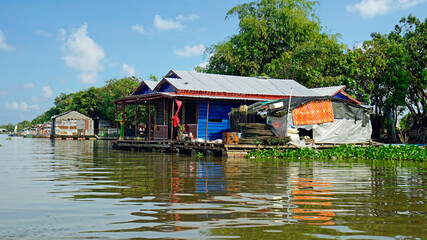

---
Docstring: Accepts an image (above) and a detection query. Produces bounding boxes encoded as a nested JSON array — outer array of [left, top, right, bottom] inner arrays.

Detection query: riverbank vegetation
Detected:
[[246, 144, 427, 161]]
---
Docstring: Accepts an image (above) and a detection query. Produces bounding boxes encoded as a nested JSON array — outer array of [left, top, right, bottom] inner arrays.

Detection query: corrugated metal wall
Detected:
[[54, 119, 94, 137], [197, 100, 242, 140]]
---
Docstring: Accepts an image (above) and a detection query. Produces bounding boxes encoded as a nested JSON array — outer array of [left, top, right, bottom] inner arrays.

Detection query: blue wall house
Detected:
[[113, 70, 320, 141]]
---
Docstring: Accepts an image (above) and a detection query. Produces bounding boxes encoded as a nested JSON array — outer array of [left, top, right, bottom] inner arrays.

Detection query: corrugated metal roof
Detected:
[[311, 85, 345, 96], [51, 110, 92, 120], [166, 70, 319, 97], [144, 80, 158, 90], [161, 92, 268, 101]]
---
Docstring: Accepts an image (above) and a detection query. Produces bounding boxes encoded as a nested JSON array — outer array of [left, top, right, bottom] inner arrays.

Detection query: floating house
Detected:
[[23, 122, 51, 137], [230, 96, 372, 145], [113, 70, 320, 141], [51, 111, 94, 138]]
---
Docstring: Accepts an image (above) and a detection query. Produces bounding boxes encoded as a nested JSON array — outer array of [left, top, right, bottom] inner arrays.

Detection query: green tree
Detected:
[[201, 0, 323, 76], [149, 74, 158, 82], [17, 120, 32, 131], [98, 76, 141, 122], [389, 15, 426, 127], [264, 34, 347, 88], [344, 15, 426, 142], [0, 123, 14, 131]]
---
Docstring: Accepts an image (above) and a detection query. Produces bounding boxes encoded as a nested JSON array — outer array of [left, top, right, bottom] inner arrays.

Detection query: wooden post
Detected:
[[163, 97, 166, 141], [115, 104, 119, 140], [182, 99, 186, 124], [205, 100, 210, 142], [171, 98, 174, 140], [148, 100, 151, 140], [119, 105, 125, 140], [195, 101, 199, 138], [134, 102, 138, 138]]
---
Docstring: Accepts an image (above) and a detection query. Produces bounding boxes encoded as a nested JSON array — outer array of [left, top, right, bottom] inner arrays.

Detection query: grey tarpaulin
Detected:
[[332, 101, 370, 127]]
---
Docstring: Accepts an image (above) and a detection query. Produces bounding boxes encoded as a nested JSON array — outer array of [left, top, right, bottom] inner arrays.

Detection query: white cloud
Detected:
[[41, 86, 53, 98], [174, 44, 206, 57], [154, 15, 183, 31], [30, 85, 54, 103], [0, 30, 15, 51], [131, 24, 146, 34], [121, 63, 136, 77], [153, 14, 200, 32], [346, 0, 426, 18], [5, 101, 39, 112], [60, 24, 105, 84]]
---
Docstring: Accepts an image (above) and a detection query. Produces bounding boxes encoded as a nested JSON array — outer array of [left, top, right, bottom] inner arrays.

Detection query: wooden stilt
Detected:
[[134, 102, 138, 138], [115, 104, 119, 140], [163, 97, 166, 141], [148, 100, 151, 140], [205, 100, 210, 142], [171, 98, 174, 140]]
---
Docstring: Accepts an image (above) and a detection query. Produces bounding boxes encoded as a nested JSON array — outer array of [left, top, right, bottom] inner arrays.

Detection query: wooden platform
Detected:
[[113, 139, 381, 157]]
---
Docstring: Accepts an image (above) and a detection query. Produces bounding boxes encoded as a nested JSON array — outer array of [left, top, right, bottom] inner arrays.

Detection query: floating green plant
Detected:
[[197, 152, 204, 157], [246, 144, 426, 161]]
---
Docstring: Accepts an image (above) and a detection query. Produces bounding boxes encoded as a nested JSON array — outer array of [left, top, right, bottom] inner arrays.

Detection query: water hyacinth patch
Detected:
[[246, 144, 427, 161]]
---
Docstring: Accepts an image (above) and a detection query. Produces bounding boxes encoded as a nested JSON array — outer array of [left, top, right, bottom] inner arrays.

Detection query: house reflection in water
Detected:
[[291, 177, 336, 225], [196, 162, 227, 195]]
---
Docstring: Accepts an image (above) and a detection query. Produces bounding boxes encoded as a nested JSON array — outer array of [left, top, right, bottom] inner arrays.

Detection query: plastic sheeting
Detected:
[[312, 118, 372, 143], [268, 114, 310, 147], [268, 115, 288, 137], [268, 109, 372, 145]]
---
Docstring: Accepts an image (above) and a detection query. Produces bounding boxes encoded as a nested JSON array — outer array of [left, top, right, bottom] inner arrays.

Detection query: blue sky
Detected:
[[0, 0, 426, 125]]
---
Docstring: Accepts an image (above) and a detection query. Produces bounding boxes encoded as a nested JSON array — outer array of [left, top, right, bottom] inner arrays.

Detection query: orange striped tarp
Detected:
[[293, 100, 334, 125]]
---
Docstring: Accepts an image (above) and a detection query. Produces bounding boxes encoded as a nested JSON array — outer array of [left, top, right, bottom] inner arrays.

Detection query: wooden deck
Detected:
[[113, 139, 381, 157]]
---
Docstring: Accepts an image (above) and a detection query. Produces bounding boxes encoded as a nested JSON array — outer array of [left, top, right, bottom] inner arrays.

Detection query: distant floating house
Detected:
[[51, 111, 94, 138], [113, 70, 320, 141]]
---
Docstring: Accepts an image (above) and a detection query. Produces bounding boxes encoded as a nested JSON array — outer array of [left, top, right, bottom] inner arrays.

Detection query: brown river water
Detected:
[[0, 137, 425, 239]]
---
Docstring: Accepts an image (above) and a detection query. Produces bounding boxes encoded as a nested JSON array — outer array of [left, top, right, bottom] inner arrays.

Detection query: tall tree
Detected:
[[264, 34, 347, 87], [389, 15, 426, 127], [201, 0, 324, 77], [345, 15, 426, 142], [98, 76, 140, 122]]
